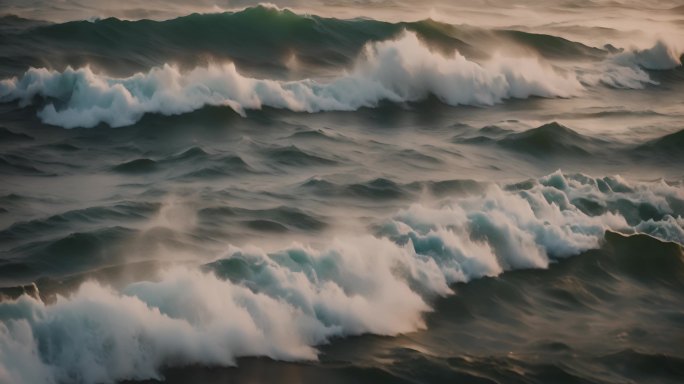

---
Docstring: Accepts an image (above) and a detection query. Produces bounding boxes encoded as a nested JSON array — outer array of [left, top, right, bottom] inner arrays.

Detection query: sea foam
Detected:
[[0, 32, 583, 128], [1, 172, 682, 383], [579, 40, 682, 89]]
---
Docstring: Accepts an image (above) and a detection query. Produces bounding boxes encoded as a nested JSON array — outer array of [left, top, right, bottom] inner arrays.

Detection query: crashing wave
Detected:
[[1, 30, 678, 128], [614, 40, 683, 71], [0, 171, 682, 383], [579, 40, 682, 89], [0, 32, 583, 128]]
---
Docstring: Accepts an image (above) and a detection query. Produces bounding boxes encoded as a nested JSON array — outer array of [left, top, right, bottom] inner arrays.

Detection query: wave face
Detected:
[[0, 6, 612, 73], [1, 31, 587, 128], [1, 172, 682, 383], [1, 5, 678, 69], [0, 6, 682, 127], [2, 37, 677, 128]]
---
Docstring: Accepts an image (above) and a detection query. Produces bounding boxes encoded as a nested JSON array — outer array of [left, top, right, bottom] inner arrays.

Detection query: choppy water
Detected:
[[0, 2, 683, 384]]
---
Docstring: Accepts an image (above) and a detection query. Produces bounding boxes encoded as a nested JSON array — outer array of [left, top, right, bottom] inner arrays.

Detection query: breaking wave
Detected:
[[1, 6, 681, 128], [0, 32, 585, 128], [2, 35, 678, 128], [1, 171, 682, 383]]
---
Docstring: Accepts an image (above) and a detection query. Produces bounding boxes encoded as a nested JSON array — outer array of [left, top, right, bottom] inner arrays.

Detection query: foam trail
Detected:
[[579, 63, 657, 89], [0, 32, 583, 128], [0, 172, 683, 383], [615, 40, 683, 70], [579, 40, 682, 89]]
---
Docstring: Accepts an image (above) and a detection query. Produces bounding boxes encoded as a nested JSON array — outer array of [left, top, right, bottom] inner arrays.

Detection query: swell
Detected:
[[455, 122, 684, 163], [0, 171, 683, 383], [2, 5, 678, 75], [636, 128, 684, 157], [455, 121, 611, 158], [0, 6, 610, 75], [1, 7, 681, 128], [495, 121, 608, 156]]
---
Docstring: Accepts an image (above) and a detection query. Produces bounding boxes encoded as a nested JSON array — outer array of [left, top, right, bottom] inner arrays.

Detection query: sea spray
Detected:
[[1, 171, 682, 383]]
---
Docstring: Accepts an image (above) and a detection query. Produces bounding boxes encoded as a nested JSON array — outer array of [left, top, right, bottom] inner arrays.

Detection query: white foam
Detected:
[[579, 40, 683, 89], [1, 172, 682, 383], [615, 40, 683, 71], [0, 31, 584, 128], [579, 63, 657, 89], [5, 34, 677, 129]]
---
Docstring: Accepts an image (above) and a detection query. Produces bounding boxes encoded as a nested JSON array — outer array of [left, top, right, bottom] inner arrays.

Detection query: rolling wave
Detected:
[[0, 6, 610, 72], [0, 32, 585, 128], [0, 171, 682, 383], [495, 121, 608, 156], [1, 5, 679, 74], [456, 122, 684, 162], [458, 121, 612, 157], [637, 128, 684, 157], [1, 7, 681, 128]]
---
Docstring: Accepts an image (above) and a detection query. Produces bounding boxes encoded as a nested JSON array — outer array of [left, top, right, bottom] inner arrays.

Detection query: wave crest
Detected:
[[616, 40, 683, 70], [0, 31, 583, 128], [1, 172, 683, 383]]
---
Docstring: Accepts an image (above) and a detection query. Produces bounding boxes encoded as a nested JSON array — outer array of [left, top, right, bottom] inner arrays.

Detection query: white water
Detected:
[[0, 31, 643, 128], [1, 171, 682, 384]]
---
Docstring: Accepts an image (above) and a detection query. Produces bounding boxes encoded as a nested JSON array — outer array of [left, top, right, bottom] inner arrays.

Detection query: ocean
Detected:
[[0, 1, 683, 383]]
